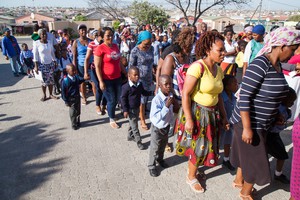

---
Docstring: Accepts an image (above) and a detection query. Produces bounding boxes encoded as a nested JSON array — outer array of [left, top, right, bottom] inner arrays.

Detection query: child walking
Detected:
[[221, 75, 238, 171], [266, 87, 297, 184], [148, 75, 178, 177], [121, 67, 151, 150], [20, 43, 34, 78], [61, 64, 85, 130]]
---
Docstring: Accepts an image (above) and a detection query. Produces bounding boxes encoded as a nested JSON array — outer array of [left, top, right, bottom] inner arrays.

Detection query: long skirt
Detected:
[[38, 62, 55, 87], [174, 102, 220, 167], [230, 121, 271, 186], [291, 116, 300, 199]]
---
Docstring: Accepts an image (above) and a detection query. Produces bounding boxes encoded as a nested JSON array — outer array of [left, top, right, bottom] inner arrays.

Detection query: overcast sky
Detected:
[[3, 0, 300, 11]]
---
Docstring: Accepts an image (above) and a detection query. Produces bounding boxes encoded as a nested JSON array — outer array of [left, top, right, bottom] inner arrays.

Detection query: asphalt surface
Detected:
[[0, 36, 293, 200]]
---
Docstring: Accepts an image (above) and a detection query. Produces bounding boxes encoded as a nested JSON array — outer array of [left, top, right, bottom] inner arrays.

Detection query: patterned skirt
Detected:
[[38, 62, 55, 86], [174, 102, 220, 167]]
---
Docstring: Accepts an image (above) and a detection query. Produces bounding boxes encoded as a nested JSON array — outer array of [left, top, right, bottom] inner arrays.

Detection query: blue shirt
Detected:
[[269, 104, 291, 133], [2, 35, 21, 58], [150, 90, 174, 129], [221, 91, 236, 121]]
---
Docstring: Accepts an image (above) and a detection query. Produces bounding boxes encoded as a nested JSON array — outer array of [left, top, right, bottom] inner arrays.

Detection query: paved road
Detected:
[[0, 37, 293, 200]]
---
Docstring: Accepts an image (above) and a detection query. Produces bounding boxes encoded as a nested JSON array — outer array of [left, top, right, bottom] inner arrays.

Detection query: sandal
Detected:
[[232, 182, 257, 193], [187, 169, 207, 180], [110, 121, 120, 129], [141, 124, 149, 130], [239, 192, 253, 200], [186, 177, 205, 193], [49, 95, 58, 100], [40, 96, 46, 102], [81, 98, 87, 105]]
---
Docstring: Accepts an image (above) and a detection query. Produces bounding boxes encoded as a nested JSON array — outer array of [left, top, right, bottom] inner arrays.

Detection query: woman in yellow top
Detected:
[[175, 31, 229, 193]]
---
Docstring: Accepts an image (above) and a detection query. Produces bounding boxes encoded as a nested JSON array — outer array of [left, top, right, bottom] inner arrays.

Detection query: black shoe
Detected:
[[157, 160, 169, 168], [274, 174, 290, 184], [149, 168, 159, 177], [222, 160, 235, 171], [137, 141, 145, 150], [127, 136, 134, 141], [72, 125, 78, 130]]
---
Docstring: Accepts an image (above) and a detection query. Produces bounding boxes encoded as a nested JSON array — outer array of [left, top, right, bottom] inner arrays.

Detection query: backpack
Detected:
[[177, 60, 204, 96]]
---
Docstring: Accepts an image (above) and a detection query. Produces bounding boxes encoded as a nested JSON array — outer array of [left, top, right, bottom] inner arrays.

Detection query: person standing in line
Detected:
[[129, 31, 154, 130], [121, 67, 152, 150], [94, 27, 127, 129], [2, 28, 24, 77], [148, 75, 179, 177], [33, 28, 59, 102], [72, 24, 92, 105], [242, 24, 265, 76], [174, 31, 229, 193], [61, 64, 85, 130], [230, 27, 300, 200]]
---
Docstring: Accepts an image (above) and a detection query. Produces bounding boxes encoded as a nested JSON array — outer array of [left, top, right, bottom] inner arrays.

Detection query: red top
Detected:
[[94, 43, 121, 80]]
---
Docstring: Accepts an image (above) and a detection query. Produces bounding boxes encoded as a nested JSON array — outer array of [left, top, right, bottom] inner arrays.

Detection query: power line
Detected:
[[268, 0, 299, 8]]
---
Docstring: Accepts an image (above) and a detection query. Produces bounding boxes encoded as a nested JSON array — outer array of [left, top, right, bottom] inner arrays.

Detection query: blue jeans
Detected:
[[91, 69, 107, 107], [102, 77, 121, 119], [9, 55, 21, 74]]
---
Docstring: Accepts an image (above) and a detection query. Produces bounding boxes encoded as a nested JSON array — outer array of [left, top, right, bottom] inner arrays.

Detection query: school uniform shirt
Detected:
[[221, 91, 237, 121], [269, 105, 291, 133], [120, 80, 151, 112], [61, 74, 85, 103], [230, 55, 289, 130], [150, 90, 174, 129], [20, 50, 33, 66], [58, 56, 72, 71]]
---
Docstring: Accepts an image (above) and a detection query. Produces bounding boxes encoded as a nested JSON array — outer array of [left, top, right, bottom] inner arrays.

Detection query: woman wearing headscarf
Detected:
[[230, 27, 300, 200], [129, 31, 154, 130], [242, 24, 265, 76], [33, 28, 58, 101]]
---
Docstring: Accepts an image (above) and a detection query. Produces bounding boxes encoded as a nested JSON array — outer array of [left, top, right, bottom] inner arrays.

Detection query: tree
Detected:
[[74, 14, 87, 21], [288, 15, 300, 22], [165, 0, 248, 26], [130, 1, 170, 27], [88, 0, 127, 20]]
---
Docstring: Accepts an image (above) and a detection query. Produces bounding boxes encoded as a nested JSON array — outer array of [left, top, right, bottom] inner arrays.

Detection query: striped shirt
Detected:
[[230, 55, 289, 130]]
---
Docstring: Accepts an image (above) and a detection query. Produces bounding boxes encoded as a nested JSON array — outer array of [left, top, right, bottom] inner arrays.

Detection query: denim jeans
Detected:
[[9, 55, 21, 74], [102, 77, 121, 119], [91, 69, 107, 107]]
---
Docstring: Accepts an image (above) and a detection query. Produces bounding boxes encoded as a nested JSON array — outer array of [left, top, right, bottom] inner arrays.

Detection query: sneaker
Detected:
[[96, 106, 101, 115], [72, 125, 78, 130], [127, 136, 134, 141], [137, 141, 145, 150], [274, 174, 290, 184], [149, 168, 159, 177], [222, 160, 235, 171]]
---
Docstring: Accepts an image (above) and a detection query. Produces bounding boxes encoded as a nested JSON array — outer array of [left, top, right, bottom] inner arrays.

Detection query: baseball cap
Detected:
[[77, 24, 87, 30], [3, 28, 10, 32]]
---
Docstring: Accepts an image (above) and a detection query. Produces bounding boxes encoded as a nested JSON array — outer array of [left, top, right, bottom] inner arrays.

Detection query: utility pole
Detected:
[[258, 0, 263, 24]]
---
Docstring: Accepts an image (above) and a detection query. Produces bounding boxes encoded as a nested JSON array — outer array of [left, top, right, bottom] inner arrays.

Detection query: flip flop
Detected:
[[233, 181, 257, 193], [186, 177, 205, 193], [49, 95, 59, 100], [239, 192, 254, 200]]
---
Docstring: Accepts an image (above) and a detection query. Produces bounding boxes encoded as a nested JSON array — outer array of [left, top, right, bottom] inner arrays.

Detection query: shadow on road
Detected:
[[0, 63, 24, 88], [0, 120, 66, 199]]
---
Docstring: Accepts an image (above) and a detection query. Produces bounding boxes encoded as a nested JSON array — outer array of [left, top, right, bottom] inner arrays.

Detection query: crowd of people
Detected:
[[2, 21, 300, 200]]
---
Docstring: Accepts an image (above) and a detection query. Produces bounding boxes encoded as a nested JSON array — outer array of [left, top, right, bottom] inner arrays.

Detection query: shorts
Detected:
[[77, 64, 84, 78]]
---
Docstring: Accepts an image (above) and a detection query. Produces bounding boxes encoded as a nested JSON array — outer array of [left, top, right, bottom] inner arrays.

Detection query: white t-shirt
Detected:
[[243, 40, 253, 63], [223, 40, 238, 63]]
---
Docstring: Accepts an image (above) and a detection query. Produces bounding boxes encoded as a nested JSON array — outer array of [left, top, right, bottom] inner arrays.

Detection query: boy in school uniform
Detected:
[[61, 64, 85, 130], [148, 75, 179, 177], [121, 66, 151, 150]]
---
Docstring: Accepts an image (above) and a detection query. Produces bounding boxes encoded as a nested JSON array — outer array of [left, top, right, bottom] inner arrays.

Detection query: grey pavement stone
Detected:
[[0, 36, 292, 200]]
